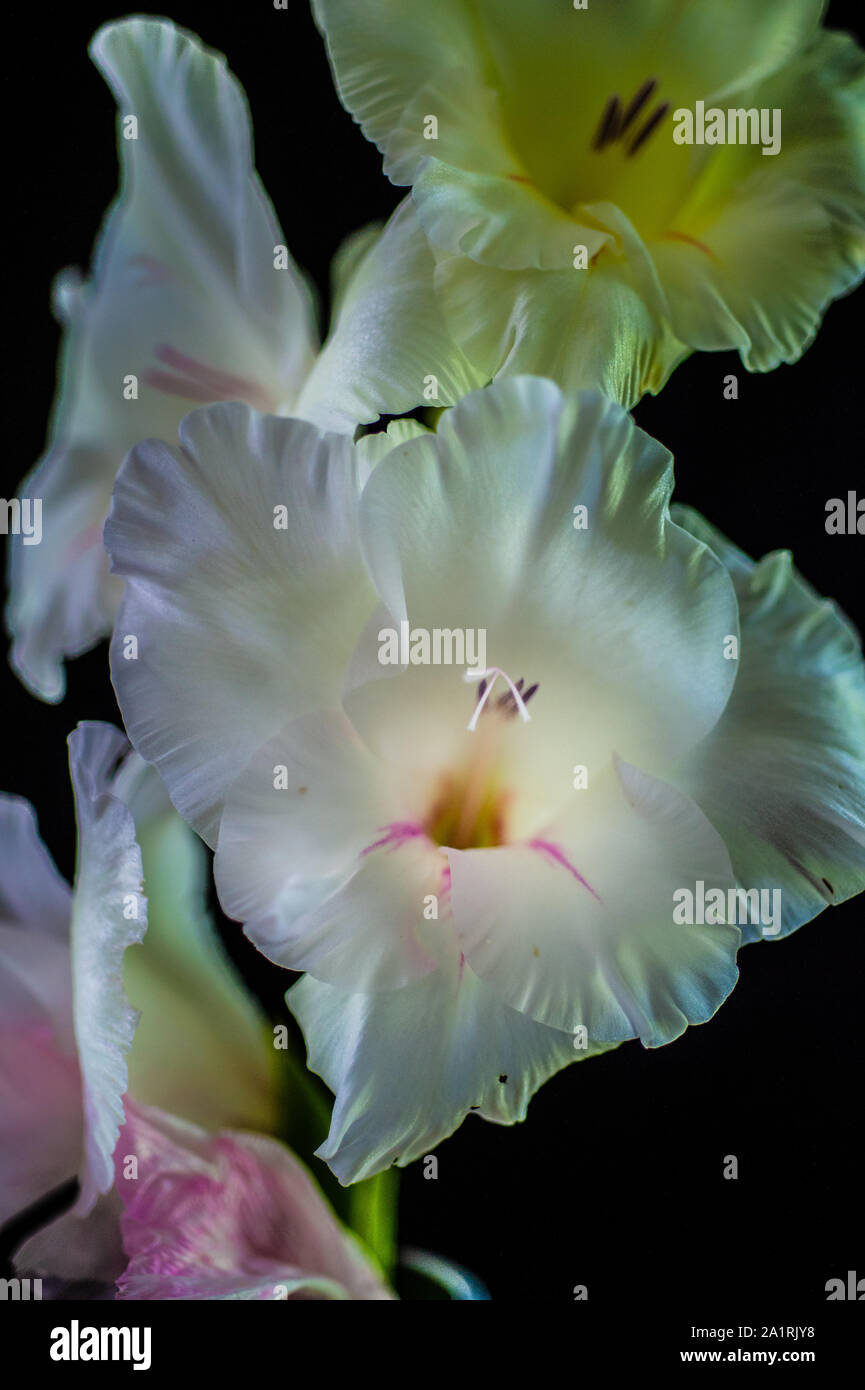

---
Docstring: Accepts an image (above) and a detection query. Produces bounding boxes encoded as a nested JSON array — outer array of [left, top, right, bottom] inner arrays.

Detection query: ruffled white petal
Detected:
[[448, 759, 740, 1044], [356, 379, 738, 775], [671, 507, 865, 942], [0, 726, 145, 1234], [89, 18, 317, 398], [216, 713, 438, 990], [67, 723, 147, 1214], [289, 935, 594, 1184], [312, 0, 483, 184], [106, 404, 376, 845]]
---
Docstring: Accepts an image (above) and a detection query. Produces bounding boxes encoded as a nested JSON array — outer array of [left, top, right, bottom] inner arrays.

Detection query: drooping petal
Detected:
[[448, 759, 740, 1044], [0, 796, 71, 942], [5, 270, 126, 702], [6, 17, 317, 701], [288, 928, 594, 1185], [0, 799, 79, 1221], [5, 723, 138, 1267], [114, 1101, 393, 1300], [106, 403, 377, 845], [0, 1013, 81, 1227], [670, 506, 865, 942], [67, 723, 147, 1215], [8, 733, 280, 1279], [296, 200, 485, 432]]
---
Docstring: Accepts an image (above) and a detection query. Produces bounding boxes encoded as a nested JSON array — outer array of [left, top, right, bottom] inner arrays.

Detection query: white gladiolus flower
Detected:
[[6, 17, 383, 702], [104, 377, 865, 1182]]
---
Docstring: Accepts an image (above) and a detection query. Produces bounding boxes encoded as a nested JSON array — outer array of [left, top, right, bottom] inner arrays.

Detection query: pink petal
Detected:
[[114, 1101, 393, 1300]]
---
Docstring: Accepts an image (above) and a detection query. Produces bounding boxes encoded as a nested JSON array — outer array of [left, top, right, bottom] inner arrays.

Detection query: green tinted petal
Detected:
[[434, 247, 687, 408], [296, 201, 485, 430], [652, 31, 865, 369]]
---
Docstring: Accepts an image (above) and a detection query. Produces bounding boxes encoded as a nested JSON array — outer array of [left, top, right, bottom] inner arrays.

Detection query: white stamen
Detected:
[[464, 666, 532, 731]]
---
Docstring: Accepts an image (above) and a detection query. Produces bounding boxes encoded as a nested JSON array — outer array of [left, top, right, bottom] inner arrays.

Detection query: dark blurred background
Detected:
[[2, 0, 863, 1320]]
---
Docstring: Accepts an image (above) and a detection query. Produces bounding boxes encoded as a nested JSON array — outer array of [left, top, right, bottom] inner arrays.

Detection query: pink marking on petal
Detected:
[[528, 838, 602, 903], [128, 254, 175, 288], [361, 821, 426, 856], [439, 862, 452, 899], [458, 951, 466, 985], [65, 521, 105, 563], [662, 230, 719, 262], [156, 346, 275, 408], [141, 369, 231, 403], [143, 344, 275, 411]]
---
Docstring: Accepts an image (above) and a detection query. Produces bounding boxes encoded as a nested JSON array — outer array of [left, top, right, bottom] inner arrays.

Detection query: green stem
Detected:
[[272, 1022, 400, 1283], [346, 1166, 400, 1282]]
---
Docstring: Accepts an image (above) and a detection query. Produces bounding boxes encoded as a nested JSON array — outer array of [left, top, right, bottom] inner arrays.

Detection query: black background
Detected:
[[2, 0, 863, 1326]]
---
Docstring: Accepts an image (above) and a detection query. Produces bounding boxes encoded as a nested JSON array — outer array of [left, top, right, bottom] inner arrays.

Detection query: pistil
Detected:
[[465, 666, 534, 731], [425, 668, 539, 849], [453, 717, 501, 850]]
